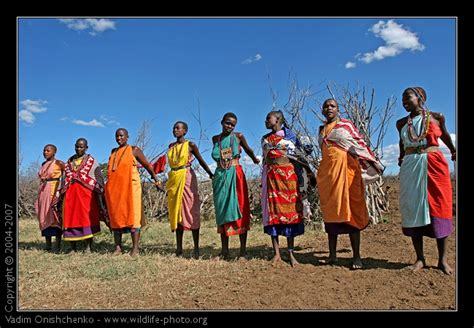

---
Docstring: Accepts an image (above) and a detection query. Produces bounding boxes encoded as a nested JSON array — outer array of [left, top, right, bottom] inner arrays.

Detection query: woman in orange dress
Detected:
[[317, 99, 383, 269], [105, 128, 161, 256]]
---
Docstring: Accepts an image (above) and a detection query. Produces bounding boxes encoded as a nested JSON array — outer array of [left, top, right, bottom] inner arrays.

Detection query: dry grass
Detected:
[[19, 218, 325, 310], [19, 178, 456, 311]]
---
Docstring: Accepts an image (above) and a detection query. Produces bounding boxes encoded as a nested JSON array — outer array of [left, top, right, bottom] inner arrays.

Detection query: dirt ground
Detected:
[[182, 179, 457, 310], [18, 179, 456, 311]]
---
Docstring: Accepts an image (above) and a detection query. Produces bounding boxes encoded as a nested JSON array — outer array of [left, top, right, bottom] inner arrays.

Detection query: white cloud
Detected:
[[361, 20, 424, 64], [19, 99, 48, 124], [346, 20, 424, 68], [242, 53, 263, 65], [21, 99, 47, 113], [345, 61, 357, 69], [100, 115, 120, 126], [72, 119, 105, 127], [19, 110, 35, 124], [59, 18, 116, 35], [380, 143, 400, 167]]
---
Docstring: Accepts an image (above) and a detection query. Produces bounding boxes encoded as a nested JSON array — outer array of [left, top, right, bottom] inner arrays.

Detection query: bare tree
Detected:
[[134, 120, 168, 221], [18, 160, 41, 218], [270, 75, 395, 225]]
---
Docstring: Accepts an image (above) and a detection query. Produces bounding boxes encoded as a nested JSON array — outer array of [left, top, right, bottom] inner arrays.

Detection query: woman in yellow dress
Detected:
[[165, 121, 214, 258]]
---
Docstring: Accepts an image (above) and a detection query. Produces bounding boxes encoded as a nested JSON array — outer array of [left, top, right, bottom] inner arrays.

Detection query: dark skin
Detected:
[[66, 139, 107, 253], [41, 145, 64, 252], [396, 89, 456, 275], [263, 113, 299, 267], [319, 100, 363, 270], [211, 116, 260, 260], [172, 122, 214, 259], [111, 129, 161, 257]]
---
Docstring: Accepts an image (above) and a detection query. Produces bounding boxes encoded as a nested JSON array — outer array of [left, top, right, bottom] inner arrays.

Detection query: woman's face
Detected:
[[115, 130, 128, 146], [43, 146, 55, 160], [402, 90, 420, 112], [322, 100, 339, 121], [265, 114, 278, 129], [173, 123, 187, 138], [221, 117, 237, 134], [75, 140, 87, 157]]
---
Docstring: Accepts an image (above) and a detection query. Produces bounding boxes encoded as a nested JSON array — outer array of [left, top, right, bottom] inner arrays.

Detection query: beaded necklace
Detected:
[[112, 145, 129, 172], [218, 133, 235, 170], [407, 110, 430, 143], [72, 155, 85, 171]]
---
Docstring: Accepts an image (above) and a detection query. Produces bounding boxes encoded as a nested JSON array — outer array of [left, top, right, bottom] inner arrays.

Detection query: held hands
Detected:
[[99, 207, 111, 231], [253, 157, 261, 165], [154, 180, 166, 193], [451, 151, 456, 161]]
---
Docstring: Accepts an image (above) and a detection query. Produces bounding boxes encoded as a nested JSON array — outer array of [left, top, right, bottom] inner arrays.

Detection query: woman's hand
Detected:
[[154, 180, 165, 193]]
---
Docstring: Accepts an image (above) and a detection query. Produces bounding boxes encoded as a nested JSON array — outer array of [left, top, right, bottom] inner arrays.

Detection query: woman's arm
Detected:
[[237, 133, 260, 164], [189, 142, 214, 179]]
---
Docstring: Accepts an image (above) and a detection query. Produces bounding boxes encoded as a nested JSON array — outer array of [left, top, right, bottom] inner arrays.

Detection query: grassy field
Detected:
[[19, 178, 456, 310], [19, 218, 327, 310]]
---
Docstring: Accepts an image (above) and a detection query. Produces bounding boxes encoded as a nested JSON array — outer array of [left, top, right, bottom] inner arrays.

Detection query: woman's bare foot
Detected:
[[438, 261, 453, 275], [175, 249, 184, 257], [271, 255, 281, 265], [351, 257, 363, 270], [218, 252, 230, 260], [408, 259, 425, 272], [112, 248, 122, 256], [321, 256, 337, 265], [193, 249, 200, 259], [289, 251, 299, 267], [238, 251, 249, 260], [130, 249, 140, 257]]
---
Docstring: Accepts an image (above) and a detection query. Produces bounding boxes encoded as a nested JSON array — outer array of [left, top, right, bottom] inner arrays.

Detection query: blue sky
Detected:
[[18, 18, 456, 176]]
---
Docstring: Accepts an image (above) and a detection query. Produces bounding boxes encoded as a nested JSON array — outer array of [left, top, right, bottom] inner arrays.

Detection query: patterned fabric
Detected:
[[399, 113, 452, 237], [60, 155, 104, 241], [317, 120, 370, 231], [261, 130, 303, 237], [319, 118, 384, 183], [61, 154, 104, 194]]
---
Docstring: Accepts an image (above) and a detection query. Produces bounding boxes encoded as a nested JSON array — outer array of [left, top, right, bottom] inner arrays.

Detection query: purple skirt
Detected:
[[402, 217, 452, 238], [63, 225, 101, 240]]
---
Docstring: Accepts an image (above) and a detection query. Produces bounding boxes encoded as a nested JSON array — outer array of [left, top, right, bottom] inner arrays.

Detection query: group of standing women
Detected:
[[34, 86, 455, 274]]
